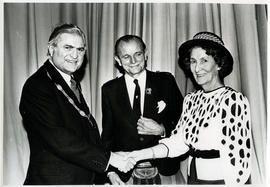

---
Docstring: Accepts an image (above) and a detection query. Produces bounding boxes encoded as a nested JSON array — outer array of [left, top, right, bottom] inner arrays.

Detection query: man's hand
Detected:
[[109, 152, 136, 173], [107, 172, 125, 185], [137, 117, 165, 136]]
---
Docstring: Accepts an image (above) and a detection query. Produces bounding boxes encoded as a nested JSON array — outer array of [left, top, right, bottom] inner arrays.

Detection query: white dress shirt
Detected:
[[49, 60, 72, 87], [124, 70, 146, 114]]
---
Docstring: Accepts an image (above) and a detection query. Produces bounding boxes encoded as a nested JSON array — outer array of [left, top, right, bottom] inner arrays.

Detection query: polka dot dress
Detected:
[[160, 86, 251, 184]]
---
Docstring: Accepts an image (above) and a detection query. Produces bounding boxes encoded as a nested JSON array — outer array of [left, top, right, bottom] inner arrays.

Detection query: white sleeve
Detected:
[[219, 92, 252, 184], [159, 96, 189, 157]]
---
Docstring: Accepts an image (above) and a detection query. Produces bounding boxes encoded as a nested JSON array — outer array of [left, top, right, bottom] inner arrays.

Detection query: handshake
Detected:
[[108, 151, 143, 173]]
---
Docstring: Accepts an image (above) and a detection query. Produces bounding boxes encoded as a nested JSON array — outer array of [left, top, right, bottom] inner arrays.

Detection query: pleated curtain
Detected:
[[3, 3, 267, 184]]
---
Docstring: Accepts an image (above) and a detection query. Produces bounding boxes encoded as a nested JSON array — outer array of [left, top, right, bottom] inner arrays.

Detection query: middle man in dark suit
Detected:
[[101, 35, 184, 184]]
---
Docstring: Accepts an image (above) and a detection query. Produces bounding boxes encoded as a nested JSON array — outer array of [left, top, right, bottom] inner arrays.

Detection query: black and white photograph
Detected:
[[1, 0, 268, 186]]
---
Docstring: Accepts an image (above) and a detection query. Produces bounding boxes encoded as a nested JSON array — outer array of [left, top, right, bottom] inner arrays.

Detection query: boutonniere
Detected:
[[145, 88, 152, 95], [157, 100, 166, 114]]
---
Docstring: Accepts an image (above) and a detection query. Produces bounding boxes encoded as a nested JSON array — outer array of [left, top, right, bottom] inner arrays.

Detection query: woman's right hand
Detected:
[[127, 149, 152, 161], [107, 172, 125, 185]]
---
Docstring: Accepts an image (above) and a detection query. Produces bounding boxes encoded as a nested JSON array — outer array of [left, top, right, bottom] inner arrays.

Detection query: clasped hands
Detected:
[[109, 117, 163, 173], [109, 150, 144, 173], [107, 151, 145, 184]]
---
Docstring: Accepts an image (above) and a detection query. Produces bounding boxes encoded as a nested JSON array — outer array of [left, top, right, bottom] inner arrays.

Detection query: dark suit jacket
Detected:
[[19, 60, 110, 185], [101, 70, 183, 182]]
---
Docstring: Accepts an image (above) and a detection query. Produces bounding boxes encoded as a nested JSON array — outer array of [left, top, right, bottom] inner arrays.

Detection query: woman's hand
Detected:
[[127, 149, 152, 161]]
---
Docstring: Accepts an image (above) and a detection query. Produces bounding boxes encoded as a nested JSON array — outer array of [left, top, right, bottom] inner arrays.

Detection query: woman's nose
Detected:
[[195, 62, 201, 72]]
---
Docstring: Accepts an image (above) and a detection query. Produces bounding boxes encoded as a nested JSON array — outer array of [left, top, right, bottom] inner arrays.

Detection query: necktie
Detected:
[[70, 76, 81, 102], [133, 79, 141, 119]]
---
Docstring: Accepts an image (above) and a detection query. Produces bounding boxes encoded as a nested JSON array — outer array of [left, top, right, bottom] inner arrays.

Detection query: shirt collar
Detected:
[[49, 60, 72, 87], [124, 70, 146, 85]]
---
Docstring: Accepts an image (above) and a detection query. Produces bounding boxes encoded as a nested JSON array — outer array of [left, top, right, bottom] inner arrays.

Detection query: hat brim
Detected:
[[178, 39, 233, 70]]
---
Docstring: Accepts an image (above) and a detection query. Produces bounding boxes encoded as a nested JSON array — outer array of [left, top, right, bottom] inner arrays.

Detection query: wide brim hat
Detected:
[[178, 31, 233, 78]]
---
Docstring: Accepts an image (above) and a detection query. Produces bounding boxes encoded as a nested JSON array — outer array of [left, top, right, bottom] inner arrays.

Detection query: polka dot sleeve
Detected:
[[219, 91, 252, 184], [159, 96, 190, 157]]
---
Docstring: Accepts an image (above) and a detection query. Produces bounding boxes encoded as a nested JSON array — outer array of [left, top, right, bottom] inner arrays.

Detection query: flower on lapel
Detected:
[[157, 100, 166, 114], [145, 88, 152, 95]]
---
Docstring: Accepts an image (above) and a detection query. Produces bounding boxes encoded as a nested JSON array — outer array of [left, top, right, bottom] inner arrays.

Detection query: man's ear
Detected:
[[114, 56, 122, 66], [48, 45, 54, 57], [144, 48, 149, 61]]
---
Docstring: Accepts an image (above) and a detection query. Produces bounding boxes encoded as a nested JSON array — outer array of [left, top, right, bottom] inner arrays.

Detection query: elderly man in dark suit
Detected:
[[19, 24, 135, 185], [101, 35, 184, 184]]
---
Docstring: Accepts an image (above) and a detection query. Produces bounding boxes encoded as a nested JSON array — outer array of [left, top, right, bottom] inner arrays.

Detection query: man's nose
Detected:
[[70, 49, 78, 59], [130, 56, 136, 64]]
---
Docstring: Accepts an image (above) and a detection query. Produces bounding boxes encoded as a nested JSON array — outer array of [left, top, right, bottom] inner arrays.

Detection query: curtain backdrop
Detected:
[[3, 3, 267, 185]]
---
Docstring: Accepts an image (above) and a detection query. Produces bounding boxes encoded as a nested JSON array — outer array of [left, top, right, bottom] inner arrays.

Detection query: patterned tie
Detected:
[[133, 79, 141, 120], [70, 76, 81, 102]]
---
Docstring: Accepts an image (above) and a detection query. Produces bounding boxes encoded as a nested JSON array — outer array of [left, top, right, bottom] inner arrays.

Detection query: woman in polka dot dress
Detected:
[[127, 32, 251, 185]]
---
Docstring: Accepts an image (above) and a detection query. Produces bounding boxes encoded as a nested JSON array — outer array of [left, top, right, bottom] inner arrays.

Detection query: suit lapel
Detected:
[[119, 71, 159, 125], [118, 77, 133, 113], [117, 76, 141, 125], [44, 60, 88, 113], [143, 71, 159, 118]]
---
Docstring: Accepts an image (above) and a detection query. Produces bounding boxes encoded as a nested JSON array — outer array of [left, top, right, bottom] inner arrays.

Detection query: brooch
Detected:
[[145, 88, 152, 95]]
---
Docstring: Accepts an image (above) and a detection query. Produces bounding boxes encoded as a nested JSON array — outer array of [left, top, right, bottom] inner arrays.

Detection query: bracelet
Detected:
[[159, 143, 169, 157], [150, 147, 156, 159]]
